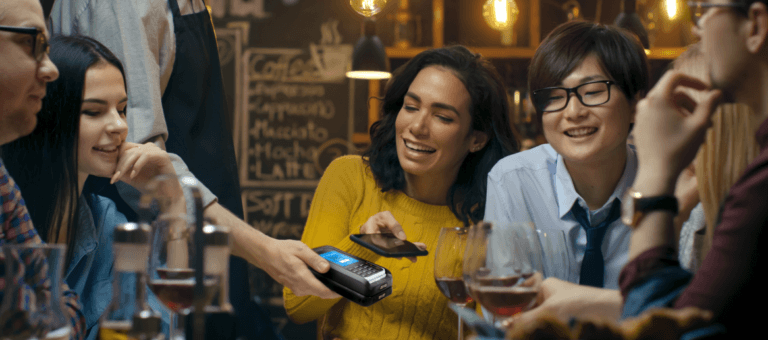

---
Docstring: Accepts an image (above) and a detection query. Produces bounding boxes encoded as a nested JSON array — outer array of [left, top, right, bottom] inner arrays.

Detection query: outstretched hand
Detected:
[[502, 278, 622, 328], [257, 237, 341, 299]]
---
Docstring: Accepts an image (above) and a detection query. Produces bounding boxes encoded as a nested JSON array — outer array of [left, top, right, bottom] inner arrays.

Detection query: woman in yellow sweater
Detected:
[[283, 45, 520, 339]]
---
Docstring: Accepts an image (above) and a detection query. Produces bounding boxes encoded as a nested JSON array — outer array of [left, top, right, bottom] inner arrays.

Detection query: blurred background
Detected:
[[203, 1, 698, 338]]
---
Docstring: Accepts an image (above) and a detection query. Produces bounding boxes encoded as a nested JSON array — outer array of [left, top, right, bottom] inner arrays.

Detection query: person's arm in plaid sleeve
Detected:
[[1, 160, 86, 340]]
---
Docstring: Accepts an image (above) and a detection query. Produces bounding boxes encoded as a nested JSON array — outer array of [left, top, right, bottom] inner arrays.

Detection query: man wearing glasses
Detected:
[[0, 1, 85, 339], [484, 20, 653, 324], [622, 0, 768, 336]]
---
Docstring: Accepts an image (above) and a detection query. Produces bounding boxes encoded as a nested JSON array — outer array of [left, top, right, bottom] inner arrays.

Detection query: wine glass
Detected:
[[536, 230, 572, 281], [434, 226, 471, 340], [465, 221, 544, 323], [147, 213, 221, 340], [1, 244, 70, 340]]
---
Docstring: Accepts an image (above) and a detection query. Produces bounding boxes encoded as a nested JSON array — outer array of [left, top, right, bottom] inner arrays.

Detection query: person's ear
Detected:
[[470, 130, 489, 153], [746, 2, 768, 54]]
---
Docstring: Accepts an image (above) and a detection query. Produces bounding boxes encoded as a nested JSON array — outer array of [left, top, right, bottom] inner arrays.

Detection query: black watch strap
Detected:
[[636, 196, 678, 215]]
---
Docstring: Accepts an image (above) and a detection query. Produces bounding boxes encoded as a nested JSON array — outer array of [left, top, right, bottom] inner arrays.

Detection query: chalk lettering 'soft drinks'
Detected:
[[435, 277, 472, 304], [149, 279, 219, 312], [471, 285, 538, 317]]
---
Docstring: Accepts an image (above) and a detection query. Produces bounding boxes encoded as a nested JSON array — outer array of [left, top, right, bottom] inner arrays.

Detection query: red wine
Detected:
[[471, 285, 538, 317], [149, 279, 219, 312], [435, 277, 472, 304], [475, 274, 529, 287], [157, 268, 194, 280]]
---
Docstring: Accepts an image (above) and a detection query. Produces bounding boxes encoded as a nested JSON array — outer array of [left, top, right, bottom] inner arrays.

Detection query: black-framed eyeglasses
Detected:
[[532, 80, 616, 113], [0, 25, 50, 62], [688, 1, 749, 26]]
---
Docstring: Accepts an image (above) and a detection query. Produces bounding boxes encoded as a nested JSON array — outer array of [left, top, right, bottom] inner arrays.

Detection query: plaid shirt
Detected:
[[0, 158, 86, 340]]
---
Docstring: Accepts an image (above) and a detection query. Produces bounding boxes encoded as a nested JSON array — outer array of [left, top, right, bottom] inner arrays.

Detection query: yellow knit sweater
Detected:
[[283, 155, 468, 340]]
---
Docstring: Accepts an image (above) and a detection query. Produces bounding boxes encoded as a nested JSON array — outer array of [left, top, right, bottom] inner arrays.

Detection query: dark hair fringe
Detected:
[[528, 20, 650, 128], [2, 35, 126, 263], [362, 45, 520, 226]]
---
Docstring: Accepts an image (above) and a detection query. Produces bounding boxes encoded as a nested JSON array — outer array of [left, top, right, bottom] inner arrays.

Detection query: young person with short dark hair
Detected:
[[485, 21, 648, 323], [284, 45, 519, 340]]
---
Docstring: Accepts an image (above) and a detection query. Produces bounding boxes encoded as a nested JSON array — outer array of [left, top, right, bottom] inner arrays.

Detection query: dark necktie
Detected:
[[571, 198, 621, 287]]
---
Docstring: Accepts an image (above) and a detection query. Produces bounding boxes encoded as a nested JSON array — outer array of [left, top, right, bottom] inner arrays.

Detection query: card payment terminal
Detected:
[[310, 246, 393, 306]]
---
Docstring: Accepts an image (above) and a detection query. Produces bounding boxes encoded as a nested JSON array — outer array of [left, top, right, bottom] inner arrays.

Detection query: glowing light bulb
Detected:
[[665, 0, 678, 19], [350, 0, 388, 17], [483, 0, 519, 32]]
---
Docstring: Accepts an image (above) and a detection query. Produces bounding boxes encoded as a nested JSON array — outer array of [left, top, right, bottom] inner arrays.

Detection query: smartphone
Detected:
[[350, 233, 429, 257], [310, 246, 392, 306]]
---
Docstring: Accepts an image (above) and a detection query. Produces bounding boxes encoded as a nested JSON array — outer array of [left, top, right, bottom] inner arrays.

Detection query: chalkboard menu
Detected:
[[211, 0, 369, 337]]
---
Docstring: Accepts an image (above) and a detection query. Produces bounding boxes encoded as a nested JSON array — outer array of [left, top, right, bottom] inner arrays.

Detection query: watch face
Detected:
[[621, 192, 635, 226]]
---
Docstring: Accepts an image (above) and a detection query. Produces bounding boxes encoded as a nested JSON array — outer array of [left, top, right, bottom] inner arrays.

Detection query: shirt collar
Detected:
[[555, 144, 637, 219]]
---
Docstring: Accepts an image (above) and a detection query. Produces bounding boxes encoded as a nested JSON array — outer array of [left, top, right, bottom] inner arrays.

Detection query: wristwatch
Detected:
[[621, 188, 679, 227]]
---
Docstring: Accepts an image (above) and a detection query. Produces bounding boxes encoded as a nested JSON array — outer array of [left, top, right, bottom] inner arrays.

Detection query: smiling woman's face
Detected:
[[541, 54, 635, 167], [77, 63, 128, 179], [395, 65, 486, 183]]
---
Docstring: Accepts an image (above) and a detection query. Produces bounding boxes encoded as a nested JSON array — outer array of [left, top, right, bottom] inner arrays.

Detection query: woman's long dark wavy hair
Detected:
[[362, 45, 520, 226], [2, 35, 126, 261]]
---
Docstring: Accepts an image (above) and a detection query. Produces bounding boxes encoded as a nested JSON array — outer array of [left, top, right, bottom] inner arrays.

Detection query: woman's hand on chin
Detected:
[[110, 142, 180, 195]]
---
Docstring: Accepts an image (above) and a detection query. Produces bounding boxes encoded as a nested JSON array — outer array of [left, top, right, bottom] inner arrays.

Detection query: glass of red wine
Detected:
[[465, 221, 544, 324], [147, 213, 221, 340], [434, 226, 471, 340]]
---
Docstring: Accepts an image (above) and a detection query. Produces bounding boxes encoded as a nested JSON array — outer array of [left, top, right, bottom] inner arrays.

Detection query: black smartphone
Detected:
[[349, 233, 429, 257], [310, 246, 392, 306]]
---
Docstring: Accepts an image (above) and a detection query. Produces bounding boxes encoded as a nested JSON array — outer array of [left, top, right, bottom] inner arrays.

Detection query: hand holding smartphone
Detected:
[[350, 233, 429, 257]]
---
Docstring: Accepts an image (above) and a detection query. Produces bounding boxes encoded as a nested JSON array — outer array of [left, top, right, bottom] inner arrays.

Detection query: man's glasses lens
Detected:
[[533, 81, 612, 112], [688, 1, 749, 26], [689, 2, 705, 25], [34, 32, 49, 62]]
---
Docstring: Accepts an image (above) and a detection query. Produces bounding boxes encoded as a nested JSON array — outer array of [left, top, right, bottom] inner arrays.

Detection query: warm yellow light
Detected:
[[483, 0, 519, 31], [346, 71, 392, 79], [350, 0, 388, 17], [665, 0, 678, 19], [494, 0, 507, 24]]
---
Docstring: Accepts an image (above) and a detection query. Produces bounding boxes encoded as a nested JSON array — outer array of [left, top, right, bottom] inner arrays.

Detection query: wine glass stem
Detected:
[[458, 314, 463, 340], [454, 303, 466, 340]]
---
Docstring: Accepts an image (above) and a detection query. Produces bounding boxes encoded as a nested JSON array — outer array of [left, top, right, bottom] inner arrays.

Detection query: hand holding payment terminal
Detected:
[[310, 246, 393, 306]]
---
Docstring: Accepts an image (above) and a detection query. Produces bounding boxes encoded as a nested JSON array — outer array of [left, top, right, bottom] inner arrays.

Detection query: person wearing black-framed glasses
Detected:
[[0, 1, 82, 340], [0, 25, 50, 62], [620, 0, 768, 337], [485, 20, 657, 325], [0, 1, 58, 146], [688, 1, 749, 26]]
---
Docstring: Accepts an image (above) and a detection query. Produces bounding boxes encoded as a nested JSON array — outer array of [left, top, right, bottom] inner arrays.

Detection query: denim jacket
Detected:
[[65, 188, 169, 340]]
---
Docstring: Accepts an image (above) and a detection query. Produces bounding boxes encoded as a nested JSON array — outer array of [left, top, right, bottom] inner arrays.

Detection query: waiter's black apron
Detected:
[[161, 1, 280, 339]]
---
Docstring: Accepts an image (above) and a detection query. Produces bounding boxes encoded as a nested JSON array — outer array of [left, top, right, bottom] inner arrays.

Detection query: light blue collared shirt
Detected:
[[484, 144, 637, 289]]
